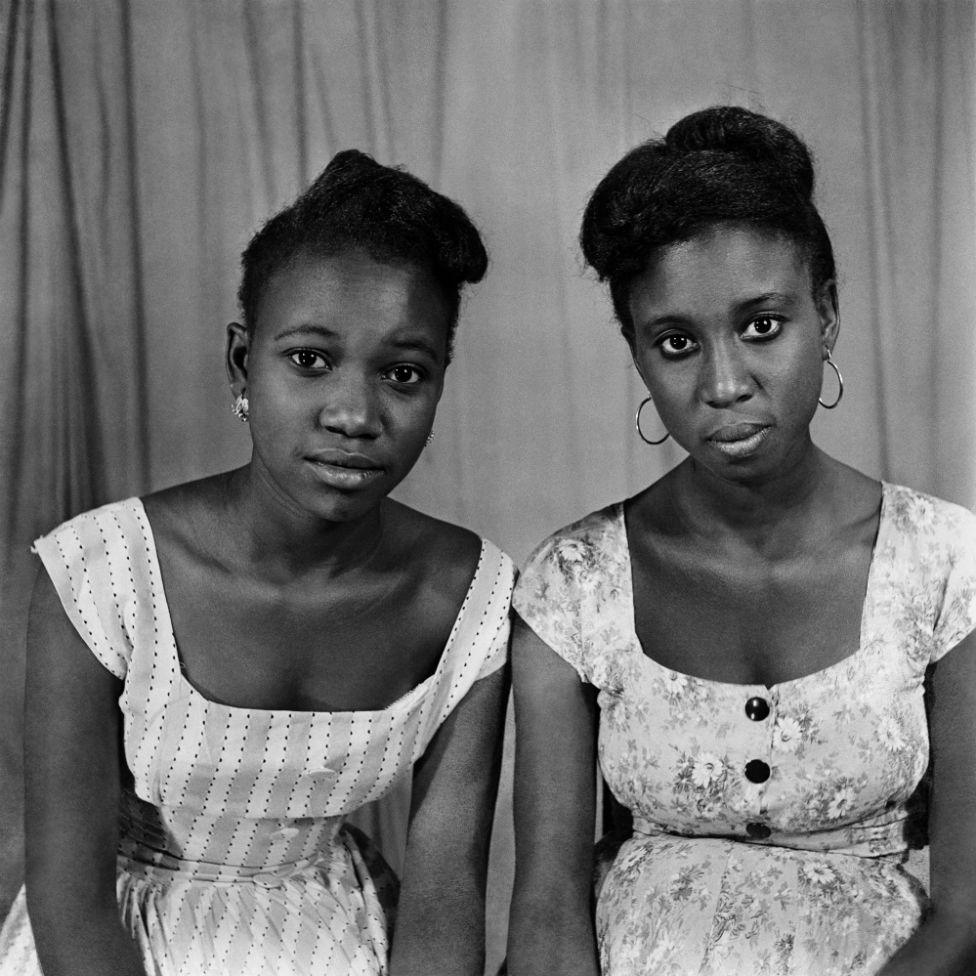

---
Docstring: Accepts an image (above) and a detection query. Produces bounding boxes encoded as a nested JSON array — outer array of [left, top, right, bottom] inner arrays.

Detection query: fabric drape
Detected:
[[2, 2, 974, 971]]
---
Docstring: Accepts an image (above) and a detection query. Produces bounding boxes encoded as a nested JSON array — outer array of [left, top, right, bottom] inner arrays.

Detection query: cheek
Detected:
[[652, 390, 697, 440], [249, 383, 293, 418], [783, 344, 827, 399], [246, 376, 311, 436], [635, 353, 693, 414], [397, 397, 439, 441], [401, 377, 443, 417]]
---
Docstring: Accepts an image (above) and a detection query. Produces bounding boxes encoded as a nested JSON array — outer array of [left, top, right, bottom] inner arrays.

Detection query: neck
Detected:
[[670, 438, 835, 553], [220, 465, 386, 579]]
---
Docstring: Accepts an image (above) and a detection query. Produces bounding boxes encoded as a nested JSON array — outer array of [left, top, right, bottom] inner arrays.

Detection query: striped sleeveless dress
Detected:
[[0, 498, 513, 975]]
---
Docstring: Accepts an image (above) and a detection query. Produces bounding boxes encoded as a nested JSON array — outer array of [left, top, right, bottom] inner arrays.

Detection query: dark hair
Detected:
[[238, 150, 488, 361], [580, 106, 836, 340]]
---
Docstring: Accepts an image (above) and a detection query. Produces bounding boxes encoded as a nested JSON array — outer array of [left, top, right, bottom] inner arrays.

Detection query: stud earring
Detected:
[[425, 431, 435, 446], [232, 392, 249, 422]]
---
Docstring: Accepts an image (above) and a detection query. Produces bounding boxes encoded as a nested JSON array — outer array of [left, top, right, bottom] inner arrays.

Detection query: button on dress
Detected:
[[514, 483, 976, 976], [0, 498, 514, 976]]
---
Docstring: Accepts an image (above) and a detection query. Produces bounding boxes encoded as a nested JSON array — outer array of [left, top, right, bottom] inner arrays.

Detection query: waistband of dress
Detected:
[[117, 848, 337, 886], [629, 817, 912, 860]]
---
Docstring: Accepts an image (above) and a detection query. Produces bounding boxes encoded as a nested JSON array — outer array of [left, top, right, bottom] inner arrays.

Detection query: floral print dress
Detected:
[[514, 483, 976, 976]]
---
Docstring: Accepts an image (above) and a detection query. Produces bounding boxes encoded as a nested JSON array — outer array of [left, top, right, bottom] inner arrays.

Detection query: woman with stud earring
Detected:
[[0, 151, 513, 976], [507, 106, 976, 976]]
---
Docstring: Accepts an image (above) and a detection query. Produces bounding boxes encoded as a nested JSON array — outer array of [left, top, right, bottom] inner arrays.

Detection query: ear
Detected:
[[815, 280, 840, 355], [226, 322, 250, 393]]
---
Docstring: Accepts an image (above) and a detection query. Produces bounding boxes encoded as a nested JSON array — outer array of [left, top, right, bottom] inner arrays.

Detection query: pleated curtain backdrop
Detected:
[[1, 2, 974, 971]]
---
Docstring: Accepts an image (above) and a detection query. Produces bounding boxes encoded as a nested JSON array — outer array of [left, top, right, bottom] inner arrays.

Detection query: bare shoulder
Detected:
[[384, 498, 484, 567], [382, 499, 485, 590], [141, 470, 237, 521], [827, 456, 881, 506], [822, 455, 882, 537], [140, 470, 240, 558], [377, 502, 495, 673], [624, 470, 678, 540]]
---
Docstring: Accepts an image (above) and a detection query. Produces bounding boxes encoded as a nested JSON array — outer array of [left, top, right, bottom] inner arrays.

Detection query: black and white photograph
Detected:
[[0, 2, 974, 974]]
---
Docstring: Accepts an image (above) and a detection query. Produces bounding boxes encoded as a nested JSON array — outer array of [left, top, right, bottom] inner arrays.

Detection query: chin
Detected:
[[692, 450, 773, 484], [322, 492, 387, 522], [286, 483, 380, 524]]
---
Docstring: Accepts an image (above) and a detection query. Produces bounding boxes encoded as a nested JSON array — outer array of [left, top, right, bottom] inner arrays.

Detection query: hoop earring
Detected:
[[232, 392, 249, 422], [636, 396, 670, 445], [818, 352, 844, 410]]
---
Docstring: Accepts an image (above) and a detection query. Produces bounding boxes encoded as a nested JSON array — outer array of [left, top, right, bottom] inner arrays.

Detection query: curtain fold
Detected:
[[856, 1, 976, 500], [2, 4, 974, 972]]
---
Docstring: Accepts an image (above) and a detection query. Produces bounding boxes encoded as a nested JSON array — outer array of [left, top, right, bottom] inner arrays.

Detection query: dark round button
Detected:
[[746, 822, 771, 839], [745, 696, 770, 721], [745, 759, 771, 783]]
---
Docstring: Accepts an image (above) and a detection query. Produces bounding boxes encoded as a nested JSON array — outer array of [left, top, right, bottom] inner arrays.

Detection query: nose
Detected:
[[699, 341, 753, 408], [317, 371, 381, 439]]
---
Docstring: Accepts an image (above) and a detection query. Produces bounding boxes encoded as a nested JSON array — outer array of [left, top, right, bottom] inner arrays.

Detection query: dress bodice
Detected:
[[514, 483, 976, 975], [33, 497, 514, 879]]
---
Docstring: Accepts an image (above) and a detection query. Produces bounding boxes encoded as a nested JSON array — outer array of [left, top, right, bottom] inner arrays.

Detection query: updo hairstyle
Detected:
[[239, 150, 488, 361], [580, 106, 835, 341]]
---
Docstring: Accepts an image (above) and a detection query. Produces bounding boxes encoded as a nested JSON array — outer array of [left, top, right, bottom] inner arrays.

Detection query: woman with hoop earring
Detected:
[[507, 105, 976, 976]]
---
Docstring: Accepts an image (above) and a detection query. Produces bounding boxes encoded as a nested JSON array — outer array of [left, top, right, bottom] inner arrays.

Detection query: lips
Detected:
[[305, 451, 385, 489], [706, 422, 772, 459], [305, 450, 383, 470], [707, 422, 770, 443]]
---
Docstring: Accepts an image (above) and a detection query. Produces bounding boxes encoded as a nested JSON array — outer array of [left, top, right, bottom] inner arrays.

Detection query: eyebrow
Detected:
[[272, 324, 443, 362], [640, 291, 799, 330], [272, 324, 338, 341], [386, 336, 444, 361], [734, 291, 797, 313]]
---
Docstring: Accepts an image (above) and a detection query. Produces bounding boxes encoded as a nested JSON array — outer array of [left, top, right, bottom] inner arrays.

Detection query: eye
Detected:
[[288, 349, 329, 370], [742, 315, 783, 341], [383, 363, 425, 385], [657, 332, 699, 359]]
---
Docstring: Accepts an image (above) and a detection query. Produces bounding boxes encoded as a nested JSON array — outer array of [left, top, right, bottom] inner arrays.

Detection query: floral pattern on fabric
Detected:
[[513, 483, 976, 976]]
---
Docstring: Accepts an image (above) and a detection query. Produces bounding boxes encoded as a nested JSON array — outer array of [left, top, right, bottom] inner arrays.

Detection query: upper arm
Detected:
[[389, 665, 509, 976], [399, 534, 513, 884], [874, 630, 976, 975], [506, 615, 600, 976], [401, 664, 510, 887], [510, 614, 598, 897], [24, 566, 125, 912], [927, 627, 976, 924]]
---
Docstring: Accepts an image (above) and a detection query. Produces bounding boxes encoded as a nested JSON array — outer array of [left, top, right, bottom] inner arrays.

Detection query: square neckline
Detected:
[[132, 497, 489, 718], [617, 481, 889, 691]]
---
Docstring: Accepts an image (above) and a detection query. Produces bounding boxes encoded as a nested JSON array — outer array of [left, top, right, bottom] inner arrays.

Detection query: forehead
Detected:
[[253, 248, 451, 344], [630, 224, 810, 315]]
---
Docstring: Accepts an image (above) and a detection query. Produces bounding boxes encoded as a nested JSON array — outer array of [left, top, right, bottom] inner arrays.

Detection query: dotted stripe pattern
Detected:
[[4, 498, 516, 975]]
